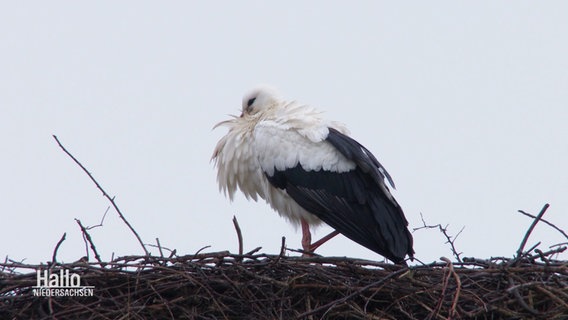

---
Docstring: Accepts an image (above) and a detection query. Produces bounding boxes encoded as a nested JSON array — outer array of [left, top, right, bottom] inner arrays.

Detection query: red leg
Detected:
[[300, 218, 312, 252], [301, 218, 340, 254], [310, 230, 340, 252]]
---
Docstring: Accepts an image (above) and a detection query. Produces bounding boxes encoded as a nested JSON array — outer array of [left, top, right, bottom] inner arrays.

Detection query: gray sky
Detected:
[[1, 2, 567, 265]]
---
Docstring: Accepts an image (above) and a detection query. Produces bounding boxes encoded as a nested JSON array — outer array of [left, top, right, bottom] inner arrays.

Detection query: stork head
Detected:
[[241, 85, 281, 117]]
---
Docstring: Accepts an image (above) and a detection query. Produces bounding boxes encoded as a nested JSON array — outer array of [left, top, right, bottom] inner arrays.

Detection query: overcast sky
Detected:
[[1, 2, 567, 265]]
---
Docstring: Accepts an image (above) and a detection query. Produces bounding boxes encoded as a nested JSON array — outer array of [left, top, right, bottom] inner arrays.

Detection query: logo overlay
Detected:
[[33, 269, 94, 297]]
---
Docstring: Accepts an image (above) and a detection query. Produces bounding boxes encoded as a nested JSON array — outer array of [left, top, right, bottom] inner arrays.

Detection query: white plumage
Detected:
[[212, 86, 414, 264], [213, 86, 347, 224]]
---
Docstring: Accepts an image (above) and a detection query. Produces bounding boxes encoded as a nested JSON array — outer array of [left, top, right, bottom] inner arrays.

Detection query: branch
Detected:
[[232, 215, 243, 256], [146, 239, 177, 257], [440, 257, 461, 320], [518, 207, 567, 240], [53, 135, 149, 256], [297, 267, 410, 318], [413, 213, 464, 263], [75, 218, 103, 265], [51, 232, 66, 264], [86, 206, 110, 230], [156, 238, 164, 258], [279, 236, 286, 257], [514, 203, 550, 262]]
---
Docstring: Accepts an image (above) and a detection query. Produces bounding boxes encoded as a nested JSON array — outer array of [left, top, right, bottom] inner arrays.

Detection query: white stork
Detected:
[[212, 86, 414, 264]]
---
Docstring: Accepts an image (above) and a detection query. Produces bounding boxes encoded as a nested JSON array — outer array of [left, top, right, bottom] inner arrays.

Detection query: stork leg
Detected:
[[300, 218, 312, 253], [309, 230, 340, 252], [300, 218, 340, 254]]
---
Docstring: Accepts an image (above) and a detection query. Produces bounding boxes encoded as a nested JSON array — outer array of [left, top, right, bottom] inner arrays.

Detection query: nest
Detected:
[[2, 137, 566, 319], [1, 249, 567, 320]]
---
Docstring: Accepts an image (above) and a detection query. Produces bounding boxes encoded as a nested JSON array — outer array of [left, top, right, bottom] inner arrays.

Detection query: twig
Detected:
[[75, 218, 103, 265], [86, 206, 110, 230], [1, 256, 7, 273], [156, 238, 164, 258], [514, 203, 550, 262], [534, 286, 568, 310], [414, 213, 464, 262], [232, 215, 243, 256], [148, 283, 176, 320], [441, 257, 461, 320], [523, 242, 542, 259], [550, 242, 568, 249], [2, 251, 568, 318], [146, 243, 176, 255], [286, 247, 323, 257], [245, 247, 262, 255], [48, 233, 67, 318], [528, 246, 566, 262], [430, 257, 451, 319], [53, 135, 149, 256], [508, 277, 539, 315], [518, 208, 567, 240], [279, 236, 286, 257], [193, 245, 211, 256], [51, 232, 66, 264], [297, 267, 410, 318]]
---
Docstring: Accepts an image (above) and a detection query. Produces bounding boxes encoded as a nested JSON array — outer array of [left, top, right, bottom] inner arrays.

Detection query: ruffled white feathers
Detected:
[[212, 86, 351, 225]]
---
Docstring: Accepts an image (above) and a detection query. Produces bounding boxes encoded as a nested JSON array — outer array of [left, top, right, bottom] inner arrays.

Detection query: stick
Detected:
[[297, 267, 410, 318], [518, 208, 567, 240], [232, 216, 243, 256], [51, 232, 66, 264], [440, 257, 461, 320], [156, 238, 164, 258], [515, 204, 550, 261], [53, 135, 149, 256], [414, 213, 464, 262], [279, 236, 286, 257], [86, 206, 109, 230], [430, 257, 457, 319], [75, 218, 103, 265]]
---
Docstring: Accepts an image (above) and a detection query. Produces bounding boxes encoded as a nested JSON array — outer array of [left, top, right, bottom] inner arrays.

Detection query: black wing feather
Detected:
[[265, 128, 414, 264]]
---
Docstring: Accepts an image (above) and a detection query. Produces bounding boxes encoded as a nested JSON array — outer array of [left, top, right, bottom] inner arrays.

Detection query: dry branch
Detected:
[[514, 203, 550, 263], [413, 213, 464, 263], [51, 233, 66, 264], [75, 219, 103, 265], [232, 216, 244, 256], [52, 135, 149, 256]]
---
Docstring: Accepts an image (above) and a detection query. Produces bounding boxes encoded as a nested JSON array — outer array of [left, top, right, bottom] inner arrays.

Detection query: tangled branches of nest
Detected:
[[2, 136, 567, 319], [1, 246, 567, 320]]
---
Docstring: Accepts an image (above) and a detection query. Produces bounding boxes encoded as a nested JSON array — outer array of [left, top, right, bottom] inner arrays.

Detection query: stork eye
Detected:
[[247, 97, 256, 108]]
